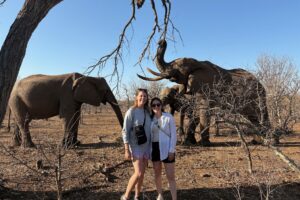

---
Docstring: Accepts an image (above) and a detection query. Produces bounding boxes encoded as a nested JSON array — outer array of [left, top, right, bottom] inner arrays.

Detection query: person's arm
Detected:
[[122, 109, 133, 160], [124, 143, 131, 160], [168, 114, 177, 154]]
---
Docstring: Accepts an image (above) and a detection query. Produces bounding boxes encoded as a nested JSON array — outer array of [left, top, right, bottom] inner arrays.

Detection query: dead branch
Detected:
[[269, 145, 300, 177], [84, 0, 137, 86], [161, 0, 170, 40], [0, 142, 42, 175], [55, 145, 63, 200], [83, 160, 130, 183], [136, 0, 161, 65], [234, 125, 253, 174], [85, 0, 179, 92], [0, 0, 6, 6]]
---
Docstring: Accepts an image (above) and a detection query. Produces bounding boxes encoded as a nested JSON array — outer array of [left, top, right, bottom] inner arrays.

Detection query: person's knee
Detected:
[[134, 171, 144, 179], [166, 172, 175, 181], [154, 170, 162, 178]]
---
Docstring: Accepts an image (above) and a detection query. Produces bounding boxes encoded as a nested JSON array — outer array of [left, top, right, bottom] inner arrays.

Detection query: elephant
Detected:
[[8, 73, 124, 148], [160, 84, 223, 145], [160, 84, 199, 143], [138, 39, 272, 146]]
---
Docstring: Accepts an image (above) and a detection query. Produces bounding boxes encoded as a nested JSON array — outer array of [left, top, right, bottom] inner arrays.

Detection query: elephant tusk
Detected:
[[137, 74, 165, 81], [146, 67, 162, 77]]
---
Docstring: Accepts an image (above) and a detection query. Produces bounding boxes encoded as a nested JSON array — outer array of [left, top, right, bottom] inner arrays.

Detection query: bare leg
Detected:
[[153, 161, 163, 196], [164, 162, 177, 200], [135, 159, 148, 198], [124, 158, 147, 199]]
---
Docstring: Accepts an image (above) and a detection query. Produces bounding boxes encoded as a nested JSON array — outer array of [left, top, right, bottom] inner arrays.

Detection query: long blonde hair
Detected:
[[132, 88, 150, 112]]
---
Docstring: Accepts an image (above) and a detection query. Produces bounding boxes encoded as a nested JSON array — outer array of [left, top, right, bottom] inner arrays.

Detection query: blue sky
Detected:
[[1, 0, 299, 86]]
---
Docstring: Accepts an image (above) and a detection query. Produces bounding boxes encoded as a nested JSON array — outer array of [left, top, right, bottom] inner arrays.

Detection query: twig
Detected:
[[0, 142, 42, 175], [84, 0, 137, 88], [136, 0, 161, 65], [269, 145, 300, 177], [234, 124, 253, 174], [0, 0, 6, 6], [55, 145, 63, 200]]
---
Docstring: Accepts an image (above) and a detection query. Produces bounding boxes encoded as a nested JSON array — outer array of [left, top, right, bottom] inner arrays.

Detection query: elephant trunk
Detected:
[[155, 39, 169, 73], [106, 90, 124, 128]]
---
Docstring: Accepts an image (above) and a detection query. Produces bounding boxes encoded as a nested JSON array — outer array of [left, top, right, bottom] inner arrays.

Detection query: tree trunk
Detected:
[[0, 0, 62, 124]]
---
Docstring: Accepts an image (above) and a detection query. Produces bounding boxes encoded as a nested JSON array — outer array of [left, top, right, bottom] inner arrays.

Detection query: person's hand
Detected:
[[168, 152, 175, 161], [124, 149, 132, 160]]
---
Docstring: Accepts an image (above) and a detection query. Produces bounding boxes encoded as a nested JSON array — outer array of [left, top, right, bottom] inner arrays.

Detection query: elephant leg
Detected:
[[11, 125, 21, 146], [62, 110, 81, 148], [184, 115, 198, 145], [198, 107, 211, 147], [12, 110, 34, 148], [177, 110, 185, 144], [20, 117, 35, 148], [248, 115, 264, 145], [213, 115, 220, 136], [215, 118, 220, 136]]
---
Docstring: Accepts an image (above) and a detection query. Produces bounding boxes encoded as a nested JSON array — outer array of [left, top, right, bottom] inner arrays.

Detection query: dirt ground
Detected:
[[0, 105, 299, 200]]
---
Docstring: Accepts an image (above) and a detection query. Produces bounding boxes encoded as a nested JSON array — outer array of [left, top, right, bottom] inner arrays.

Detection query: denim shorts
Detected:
[[130, 146, 150, 160]]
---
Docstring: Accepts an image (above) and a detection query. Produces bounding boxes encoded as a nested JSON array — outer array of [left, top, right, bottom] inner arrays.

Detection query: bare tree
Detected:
[[255, 54, 300, 135], [179, 75, 273, 171], [0, 0, 179, 126], [0, 0, 62, 125], [121, 84, 133, 110], [123, 79, 167, 101]]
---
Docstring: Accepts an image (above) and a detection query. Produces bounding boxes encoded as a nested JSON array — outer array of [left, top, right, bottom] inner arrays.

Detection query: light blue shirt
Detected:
[[122, 107, 151, 151]]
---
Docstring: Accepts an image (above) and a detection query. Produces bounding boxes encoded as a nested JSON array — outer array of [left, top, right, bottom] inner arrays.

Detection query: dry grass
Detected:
[[0, 105, 299, 200]]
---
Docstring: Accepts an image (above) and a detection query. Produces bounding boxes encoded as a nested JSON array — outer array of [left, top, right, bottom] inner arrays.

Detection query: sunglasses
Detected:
[[151, 103, 161, 108]]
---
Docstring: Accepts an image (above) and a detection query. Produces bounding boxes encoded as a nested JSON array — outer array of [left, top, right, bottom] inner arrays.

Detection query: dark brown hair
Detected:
[[150, 97, 165, 118]]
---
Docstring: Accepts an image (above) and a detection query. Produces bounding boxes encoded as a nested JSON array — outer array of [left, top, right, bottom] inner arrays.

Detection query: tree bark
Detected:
[[0, 0, 62, 124]]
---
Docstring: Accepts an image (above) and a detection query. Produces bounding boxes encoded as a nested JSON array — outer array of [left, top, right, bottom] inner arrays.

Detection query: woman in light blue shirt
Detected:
[[150, 97, 177, 200], [121, 88, 151, 200]]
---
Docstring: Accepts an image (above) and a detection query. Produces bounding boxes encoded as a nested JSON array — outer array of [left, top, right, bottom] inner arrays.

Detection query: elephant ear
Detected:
[[72, 76, 104, 106]]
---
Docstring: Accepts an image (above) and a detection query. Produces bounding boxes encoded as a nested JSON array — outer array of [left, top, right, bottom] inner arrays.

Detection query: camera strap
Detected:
[[143, 109, 146, 127], [155, 117, 171, 138]]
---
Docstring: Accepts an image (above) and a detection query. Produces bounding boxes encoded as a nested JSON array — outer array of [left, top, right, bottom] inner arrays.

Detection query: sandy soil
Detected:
[[0, 105, 299, 200]]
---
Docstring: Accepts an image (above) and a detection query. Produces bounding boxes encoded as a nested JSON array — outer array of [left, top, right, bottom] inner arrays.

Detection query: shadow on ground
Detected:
[[75, 141, 121, 150], [1, 182, 299, 200]]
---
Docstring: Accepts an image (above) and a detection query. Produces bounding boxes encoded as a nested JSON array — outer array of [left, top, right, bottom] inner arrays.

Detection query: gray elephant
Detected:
[[138, 39, 272, 146], [8, 73, 124, 148], [160, 84, 224, 145], [160, 84, 200, 143]]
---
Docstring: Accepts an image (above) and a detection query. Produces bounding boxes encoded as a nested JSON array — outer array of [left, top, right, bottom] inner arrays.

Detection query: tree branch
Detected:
[[269, 145, 300, 178], [0, 0, 6, 6], [136, 0, 161, 65], [84, 0, 137, 89]]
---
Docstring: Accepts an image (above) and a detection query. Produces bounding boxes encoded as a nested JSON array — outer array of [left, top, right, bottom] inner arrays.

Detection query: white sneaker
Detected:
[[120, 194, 128, 200], [157, 194, 164, 200]]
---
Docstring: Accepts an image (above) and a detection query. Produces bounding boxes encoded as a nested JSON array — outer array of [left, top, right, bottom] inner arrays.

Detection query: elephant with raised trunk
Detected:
[[138, 40, 272, 146], [8, 73, 124, 148]]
